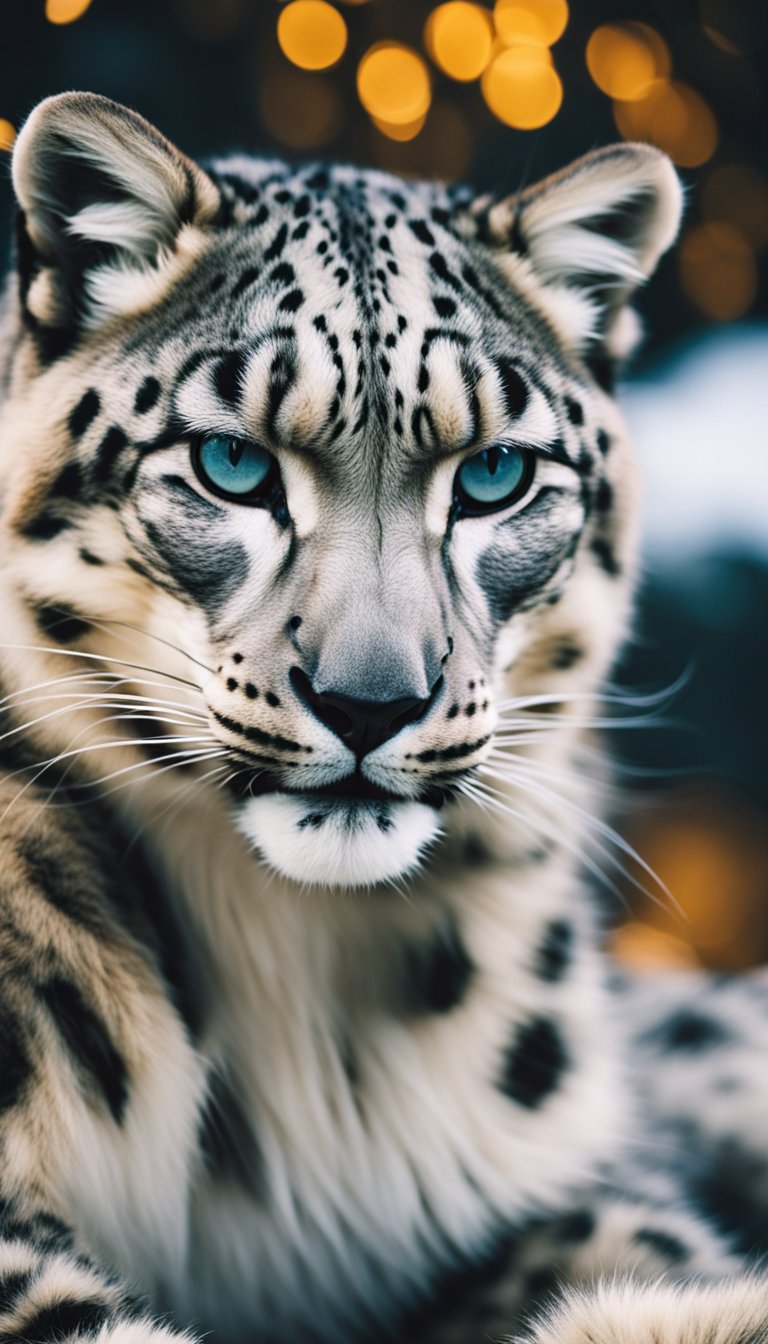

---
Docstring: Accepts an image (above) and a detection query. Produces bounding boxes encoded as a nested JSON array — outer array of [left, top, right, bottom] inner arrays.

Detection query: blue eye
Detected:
[[454, 443, 533, 515], [192, 435, 276, 501]]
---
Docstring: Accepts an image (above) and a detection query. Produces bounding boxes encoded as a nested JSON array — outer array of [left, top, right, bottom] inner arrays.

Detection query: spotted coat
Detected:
[[0, 92, 766, 1344]]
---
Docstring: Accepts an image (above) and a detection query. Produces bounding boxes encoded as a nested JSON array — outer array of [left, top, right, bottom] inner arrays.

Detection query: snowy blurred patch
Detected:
[[622, 324, 768, 561]]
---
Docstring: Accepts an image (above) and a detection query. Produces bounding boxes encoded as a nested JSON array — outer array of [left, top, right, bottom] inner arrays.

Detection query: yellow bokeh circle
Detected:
[[371, 114, 427, 142], [586, 22, 669, 101], [482, 45, 562, 128], [277, 1, 348, 72], [0, 120, 16, 152], [45, 0, 93, 21], [679, 222, 757, 321], [426, 3, 494, 82], [494, 0, 568, 48], [614, 80, 718, 168], [357, 43, 431, 125]]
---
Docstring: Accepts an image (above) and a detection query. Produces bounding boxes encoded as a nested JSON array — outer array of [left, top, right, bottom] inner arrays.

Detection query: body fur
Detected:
[[0, 93, 766, 1344]]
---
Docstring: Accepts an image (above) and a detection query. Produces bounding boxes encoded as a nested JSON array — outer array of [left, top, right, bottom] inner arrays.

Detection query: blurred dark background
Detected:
[[1, 0, 766, 969]]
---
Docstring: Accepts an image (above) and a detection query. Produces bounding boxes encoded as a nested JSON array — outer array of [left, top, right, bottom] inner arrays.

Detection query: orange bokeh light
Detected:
[[371, 99, 472, 180], [371, 114, 427, 142], [702, 164, 768, 249], [613, 79, 718, 168], [425, 3, 494, 82], [0, 120, 16, 152], [586, 22, 670, 101], [494, 0, 569, 48], [258, 70, 343, 148], [45, 0, 93, 21], [679, 222, 757, 321], [357, 43, 431, 125], [277, 0, 348, 72], [482, 44, 562, 128]]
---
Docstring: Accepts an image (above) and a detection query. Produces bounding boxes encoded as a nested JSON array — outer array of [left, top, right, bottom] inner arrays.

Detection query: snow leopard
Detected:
[[0, 91, 766, 1344]]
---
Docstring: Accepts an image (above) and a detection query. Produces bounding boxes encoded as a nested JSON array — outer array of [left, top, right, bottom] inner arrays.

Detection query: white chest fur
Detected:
[[108, 787, 626, 1343]]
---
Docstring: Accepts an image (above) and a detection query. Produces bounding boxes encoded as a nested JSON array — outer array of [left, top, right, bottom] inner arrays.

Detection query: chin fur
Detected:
[[236, 793, 441, 888]]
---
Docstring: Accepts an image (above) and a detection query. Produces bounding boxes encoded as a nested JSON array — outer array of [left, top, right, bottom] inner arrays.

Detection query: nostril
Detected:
[[289, 665, 441, 758], [290, 665, 353, 739], [389, 674, 443, 735]]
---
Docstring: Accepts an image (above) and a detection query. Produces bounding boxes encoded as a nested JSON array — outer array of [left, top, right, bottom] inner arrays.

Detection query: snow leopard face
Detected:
[[1, 94, 681, 887]]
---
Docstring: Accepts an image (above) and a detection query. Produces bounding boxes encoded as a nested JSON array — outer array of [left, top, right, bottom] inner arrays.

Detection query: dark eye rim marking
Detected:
[[452, 443, 536, 519], [190, 434, 281, 507]]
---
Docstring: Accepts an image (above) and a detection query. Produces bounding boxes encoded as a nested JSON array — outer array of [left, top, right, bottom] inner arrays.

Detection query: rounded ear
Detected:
[[11, 92, 220, 340], [465, 144, 683, 377]]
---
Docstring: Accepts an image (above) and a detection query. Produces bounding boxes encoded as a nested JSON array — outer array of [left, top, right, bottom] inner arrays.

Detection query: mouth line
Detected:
[[230, 768, 448, 810]]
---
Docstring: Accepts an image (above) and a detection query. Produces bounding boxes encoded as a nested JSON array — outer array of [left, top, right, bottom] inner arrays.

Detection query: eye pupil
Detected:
[[228, 439, 244, 467], [454, 443, 532, 515]]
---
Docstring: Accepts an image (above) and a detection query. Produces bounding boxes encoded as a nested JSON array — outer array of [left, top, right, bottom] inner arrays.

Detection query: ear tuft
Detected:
[[11, 92, 220, 333], [468, 144, 683, 367]]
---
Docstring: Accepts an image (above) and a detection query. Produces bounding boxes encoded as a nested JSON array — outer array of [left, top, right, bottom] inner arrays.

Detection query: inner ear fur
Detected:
[[11, 92, 220, 336], [467, 144, 683, 372]]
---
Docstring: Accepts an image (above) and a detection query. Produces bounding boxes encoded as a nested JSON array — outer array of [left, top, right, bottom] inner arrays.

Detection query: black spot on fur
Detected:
[[21, 512, 71, 541], [264, 222, 288, 262], [231, 265, 261, 300], [551, 641, 583, 670], [39, 978, 128, 1123], [645, 1010, 732, 1053], [93, 426, 128, 486], [50, 462, 83, 502], [495, 362, 529, 418], [213, 709, 308, 754], [433, 295, 456, 318], [591, 537, 620, 576], [199, 1070, 265, 1196], [565, 397, 584, 426], [0, 1008, 31, 1114], [279, 288, 305, 313], [79, 548, 104, 566], [595, 480, 613, 513], [501, 1017, 568, 1109], [535, 920, 573, 983], [214, 351, 246, 407], [134, 376, 161, 415], [68, 389, 100, 439], [11, 1299, 111, 1342], [409, 220, 435, 246], [265, 691, 280, 707], [429, 252, 460, 290], [0, 1269, 32, 1311], [633, 1228, 689, 1263], [244, 683, 258, 699], [269, 261, 295, 287], [596, 429, 611, 455], [35, 606, 90, 644], [404, 919, 474, 1016], [557, 1208, 597, 1242], [297, 812, 326, 830]]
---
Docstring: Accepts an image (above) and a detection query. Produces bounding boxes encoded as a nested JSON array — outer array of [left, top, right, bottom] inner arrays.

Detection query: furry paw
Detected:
[[513, 1278, 768, 1344]]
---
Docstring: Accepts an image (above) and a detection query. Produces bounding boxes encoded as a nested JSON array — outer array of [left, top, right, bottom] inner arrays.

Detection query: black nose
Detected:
[[290, 667, 440, 758]]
